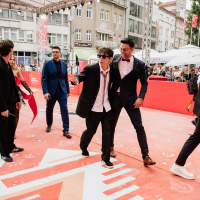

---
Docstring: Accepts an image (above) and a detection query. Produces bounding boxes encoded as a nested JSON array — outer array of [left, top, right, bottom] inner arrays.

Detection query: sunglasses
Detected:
[[120, 48, 131, 52], [97, 55, 110, 59]]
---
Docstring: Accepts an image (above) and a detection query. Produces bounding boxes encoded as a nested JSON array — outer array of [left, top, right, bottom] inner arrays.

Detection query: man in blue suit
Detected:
[[42, 46, 71, 138]]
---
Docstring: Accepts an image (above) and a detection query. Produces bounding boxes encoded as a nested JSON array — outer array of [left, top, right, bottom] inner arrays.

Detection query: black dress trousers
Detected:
[[176, 117, 200, 166], [80, 109, 113, 162], [0, 103, 17, 156], [110, 95, 149, 159]]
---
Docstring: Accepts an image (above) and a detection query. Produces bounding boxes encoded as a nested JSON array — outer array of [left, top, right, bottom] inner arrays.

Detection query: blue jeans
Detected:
[[46, 88, 69, 131]]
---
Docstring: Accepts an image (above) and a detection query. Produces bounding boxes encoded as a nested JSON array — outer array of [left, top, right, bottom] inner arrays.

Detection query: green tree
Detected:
[[185, 0, 200, 46]]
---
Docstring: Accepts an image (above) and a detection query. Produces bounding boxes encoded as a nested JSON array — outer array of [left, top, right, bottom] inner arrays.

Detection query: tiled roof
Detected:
[[157, 1, 176, 7]]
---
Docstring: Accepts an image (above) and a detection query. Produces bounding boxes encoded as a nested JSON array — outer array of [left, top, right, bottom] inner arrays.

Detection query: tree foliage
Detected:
[[185, 0, 200, 46]]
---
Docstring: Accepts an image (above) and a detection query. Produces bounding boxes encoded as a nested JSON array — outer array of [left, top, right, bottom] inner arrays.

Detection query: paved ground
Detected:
[[0, 88, 200, 200]]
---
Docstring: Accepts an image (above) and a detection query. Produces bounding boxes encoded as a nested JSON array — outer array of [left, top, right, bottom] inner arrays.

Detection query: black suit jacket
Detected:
[[109, 54, 148, 105], [73, 63, 113, 118], [0, 57, 20, 112]]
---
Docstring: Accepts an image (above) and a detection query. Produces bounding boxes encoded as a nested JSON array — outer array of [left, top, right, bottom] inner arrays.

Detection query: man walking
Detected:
[[109, 38, 156, 167], [0, 39, 23, 162], [42, 46, 71, 138], [71, 47, 114, 169]]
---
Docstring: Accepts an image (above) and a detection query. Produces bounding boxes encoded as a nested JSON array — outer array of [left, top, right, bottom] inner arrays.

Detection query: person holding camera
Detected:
[[42, 46, 71, 138]]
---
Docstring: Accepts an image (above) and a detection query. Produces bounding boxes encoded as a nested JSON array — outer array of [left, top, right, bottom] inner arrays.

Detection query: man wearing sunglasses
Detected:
[[71, 47, 114, 169], [42, 46, 71, 139], [109, 38, 156, 167]]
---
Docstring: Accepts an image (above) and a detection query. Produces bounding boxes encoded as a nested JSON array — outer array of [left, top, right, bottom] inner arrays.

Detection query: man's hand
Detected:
[[44, 93, 50, 100], [134, 98, 143, 108], [16, 102, 22, 110], [67, 94, 70, 97], [1, 110, 9, 117], [71, 76, 79, 85]]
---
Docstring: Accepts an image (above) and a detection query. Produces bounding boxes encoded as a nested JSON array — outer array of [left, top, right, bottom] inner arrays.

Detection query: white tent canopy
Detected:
[[179, 44, 199, 49]]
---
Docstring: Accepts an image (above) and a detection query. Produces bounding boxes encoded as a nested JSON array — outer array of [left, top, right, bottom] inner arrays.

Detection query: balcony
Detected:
[[95, 40, 118, 48]]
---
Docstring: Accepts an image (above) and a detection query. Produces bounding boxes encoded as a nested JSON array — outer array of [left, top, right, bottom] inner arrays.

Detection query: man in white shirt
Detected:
[[71, 47, 114, 169], [109, 38, 156, 167]]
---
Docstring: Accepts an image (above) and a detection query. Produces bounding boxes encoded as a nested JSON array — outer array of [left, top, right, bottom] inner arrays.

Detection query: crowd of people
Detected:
[[150, 64, 199, 82], [1, 38, 200, 183]]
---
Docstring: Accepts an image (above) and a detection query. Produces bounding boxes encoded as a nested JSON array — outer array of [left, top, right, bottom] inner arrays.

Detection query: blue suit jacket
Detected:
[[42, 59, 70, 95]]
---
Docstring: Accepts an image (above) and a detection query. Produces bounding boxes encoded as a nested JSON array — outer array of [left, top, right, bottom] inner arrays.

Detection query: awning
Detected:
[[62, 53, 69, 56], [73, 48, 97, 61], [96, 30, 114, 35]]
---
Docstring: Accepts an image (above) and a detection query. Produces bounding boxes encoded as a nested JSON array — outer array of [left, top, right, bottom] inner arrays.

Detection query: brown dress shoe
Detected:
[[143, 156, 156, 167], [110, 147, 116, 157]]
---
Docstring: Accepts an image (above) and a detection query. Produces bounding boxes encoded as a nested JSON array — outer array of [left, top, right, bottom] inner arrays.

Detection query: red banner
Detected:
[[192, 14, 198, 28], [184, 17, 187, 29], [38, 15, 49, 46]]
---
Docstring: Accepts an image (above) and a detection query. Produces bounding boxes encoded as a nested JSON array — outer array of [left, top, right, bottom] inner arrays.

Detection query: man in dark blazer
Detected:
[[109, 38, 156, 167], [42, 46, 71, 138], [71, 47, 114, 169], [0, 39, 23, 162]]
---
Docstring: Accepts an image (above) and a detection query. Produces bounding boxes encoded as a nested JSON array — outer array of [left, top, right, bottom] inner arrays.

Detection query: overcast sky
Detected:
[[154, 0, 192, 10]]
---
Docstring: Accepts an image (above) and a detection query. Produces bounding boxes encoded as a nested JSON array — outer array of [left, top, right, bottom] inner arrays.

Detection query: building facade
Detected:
[[0, 8, 70, 66], [70, 0, 127, 61]]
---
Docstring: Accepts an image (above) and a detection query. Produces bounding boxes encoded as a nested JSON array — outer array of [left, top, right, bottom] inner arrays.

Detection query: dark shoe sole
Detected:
[[1, 157, 13, 162], [79, 146, 89, 157], [144, 162, 156, 167], [101, 160, 113, 169]]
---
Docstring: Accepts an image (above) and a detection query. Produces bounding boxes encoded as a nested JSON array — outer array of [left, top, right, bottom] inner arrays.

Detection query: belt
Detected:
[[116, 92, 120, 96]]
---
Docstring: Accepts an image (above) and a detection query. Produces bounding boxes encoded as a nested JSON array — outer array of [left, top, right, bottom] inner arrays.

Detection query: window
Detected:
[[76, 30, 81, 40], [18, 52, 24, 56], [48, 14, 62, 25], [25, 52, 31, 56], [2, 9, 9, 18], [63, 14, 68, 26], [26, 12, 33, 21], [87, 8, 92, 18], [114, 13, 116, 23], [160, 14, 163, 20], [48, 34, 56, 44], [27, 31, 33, 42], [18, 30, 25, 41], [151, 27, 156, 38], [100, 10, 104, 20], [166, 17, 169, 22], [10, 10, 17, 19], [4, 28, 9, 39], [129, 2, 144, 19], [77, 7, 81, 17], [86, 30, 91, 41], [57, 34, 61, 44], [63, 35, 68, 45], [11, 29, 17, 41], [17, 11, 24, 20], [105, 11, 109, 21], [165, 29, 169, 37], [100, 33, 108, 41], [0, 28, 2, 40], [119, 15, 122, 25], [129, 19, 143, 35]]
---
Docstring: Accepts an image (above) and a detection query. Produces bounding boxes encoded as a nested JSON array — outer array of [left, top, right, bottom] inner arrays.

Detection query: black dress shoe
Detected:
[[101, 160, 113, 169], [79, 146, 89, 157], [63, 131, 72, 138], [46, 125, 51, 132], [11, 147, 24, 153], [1, 155, 13, 162]]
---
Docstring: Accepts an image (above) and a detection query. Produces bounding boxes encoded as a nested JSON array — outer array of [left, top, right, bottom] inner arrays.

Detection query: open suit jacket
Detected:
[[0, 57, 20, 112], [109, 54, 148, 105], [42, 59, 70, 96], [74, 62, 113, 118]]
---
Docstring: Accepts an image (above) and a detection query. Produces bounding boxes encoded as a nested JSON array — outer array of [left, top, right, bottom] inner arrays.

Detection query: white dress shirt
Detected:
[[92, 63, 111, 112], [117, 56, 134, 92]]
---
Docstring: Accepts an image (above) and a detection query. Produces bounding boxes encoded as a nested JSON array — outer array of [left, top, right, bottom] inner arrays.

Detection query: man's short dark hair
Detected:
[[0, 39, 14, 57], [98, 46, 114, 58], [121, 38, 135, 48], [52, 46, 61, 52]]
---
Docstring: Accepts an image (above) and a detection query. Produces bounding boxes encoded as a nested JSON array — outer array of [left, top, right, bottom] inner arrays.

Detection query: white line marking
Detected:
[[102, 168, 133, 181], [108, 185, 139, 199], [20, 194, 40, 200], [103, 176, 135, 191], [129, 195, 144, 200]]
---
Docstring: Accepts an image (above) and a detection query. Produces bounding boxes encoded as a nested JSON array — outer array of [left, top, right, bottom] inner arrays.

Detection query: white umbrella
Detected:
[[179, 44, 199, 49]]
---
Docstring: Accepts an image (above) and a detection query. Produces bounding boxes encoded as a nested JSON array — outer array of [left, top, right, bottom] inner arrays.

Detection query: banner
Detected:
[[184, 17, 187, 29], [38, 15, 49, 46], [192, 14, 198, 28]]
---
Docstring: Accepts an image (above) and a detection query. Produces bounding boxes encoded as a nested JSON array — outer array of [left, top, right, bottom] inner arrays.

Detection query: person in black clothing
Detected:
[[186, 68, 196, 81], [0, 39, 24, 162], [159, 67, 166, 77], [42, 46, 71, 138]]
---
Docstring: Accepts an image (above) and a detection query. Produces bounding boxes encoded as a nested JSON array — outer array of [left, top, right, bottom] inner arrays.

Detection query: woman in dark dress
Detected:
[[159, 67, 166, 77], [170, 78, 200, 179]]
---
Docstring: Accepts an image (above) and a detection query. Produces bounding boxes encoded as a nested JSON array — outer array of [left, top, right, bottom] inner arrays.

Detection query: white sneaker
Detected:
[[170, 163, 195, 180]]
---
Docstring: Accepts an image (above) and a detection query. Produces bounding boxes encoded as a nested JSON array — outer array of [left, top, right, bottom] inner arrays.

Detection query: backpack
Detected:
[[187, 75, 199, 95]]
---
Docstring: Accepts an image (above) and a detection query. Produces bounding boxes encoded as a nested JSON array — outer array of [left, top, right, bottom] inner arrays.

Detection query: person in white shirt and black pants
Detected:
[[71, 47, 114, 169], [109, 38, 156, 167]]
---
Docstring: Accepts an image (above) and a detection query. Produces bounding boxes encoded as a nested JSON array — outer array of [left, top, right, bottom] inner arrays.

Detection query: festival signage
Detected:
[[184, 17, 187, 29], [38, 15, 49, 46], [192, 14, 198, 29]]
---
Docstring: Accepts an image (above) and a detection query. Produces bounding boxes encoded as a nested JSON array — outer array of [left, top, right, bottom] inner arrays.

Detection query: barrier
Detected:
[[21, 72, 194, 116], [149, 77, 167, 81]]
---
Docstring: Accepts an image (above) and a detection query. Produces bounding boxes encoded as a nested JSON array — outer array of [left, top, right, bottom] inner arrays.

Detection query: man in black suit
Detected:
[[0, 39, 24, 162], [71, 47, 114, 169], [109, 38, 156, 166]]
